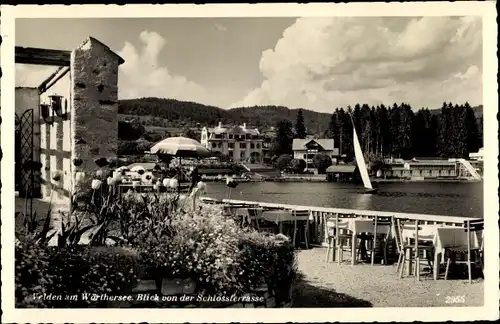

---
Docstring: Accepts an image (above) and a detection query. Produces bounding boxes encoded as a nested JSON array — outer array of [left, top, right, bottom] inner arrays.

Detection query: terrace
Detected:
[[15, 190, 485, 308], [294, 248, 483, 307], [203, 197, 485, 307]]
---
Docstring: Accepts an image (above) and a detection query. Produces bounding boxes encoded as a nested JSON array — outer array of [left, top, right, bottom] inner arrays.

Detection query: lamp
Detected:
[[49, 94, 67, 118], [40, 103, 53, 125]]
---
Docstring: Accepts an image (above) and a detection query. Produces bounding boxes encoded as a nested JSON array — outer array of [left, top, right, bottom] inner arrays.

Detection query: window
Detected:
[[250, 143, 255, 149], [229, 134, 233, 139], [218, 142, 222, 148], [240, 143, 246, 149], [240, 151, 245, 158], [256, 143, 260, 149], [228, 143, 234, 149], [211, 143, 217, 149]]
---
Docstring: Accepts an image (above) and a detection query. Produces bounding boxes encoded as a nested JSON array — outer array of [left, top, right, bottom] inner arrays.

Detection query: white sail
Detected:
[[353, 126, 373, 190]]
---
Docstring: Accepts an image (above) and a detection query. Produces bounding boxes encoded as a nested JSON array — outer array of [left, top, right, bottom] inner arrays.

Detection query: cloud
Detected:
[[117, 30, 218, 105], [231, 17, 482, 111], [215, 23, 228, 32], [16, 30, 218, 106], [16, 64, 70, 103]]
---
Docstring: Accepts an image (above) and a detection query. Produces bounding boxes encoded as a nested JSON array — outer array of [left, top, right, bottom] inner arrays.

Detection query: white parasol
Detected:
[[130, 165, 146, 173], [150, 137, 211, 158]]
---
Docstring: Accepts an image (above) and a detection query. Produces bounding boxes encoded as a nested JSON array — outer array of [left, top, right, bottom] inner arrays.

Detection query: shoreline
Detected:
[[201, 177, 481, 184], [372, 178, 482, 183]]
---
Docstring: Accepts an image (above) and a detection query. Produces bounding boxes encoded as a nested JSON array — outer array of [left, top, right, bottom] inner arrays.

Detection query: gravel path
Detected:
[[293, 248, 484, 307]]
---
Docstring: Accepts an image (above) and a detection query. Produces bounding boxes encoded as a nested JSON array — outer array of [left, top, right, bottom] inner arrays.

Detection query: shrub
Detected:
[[136, 203, 243, 295], [15, 237, 54, 308], [118, 121, 145, 141], [133, 201, 297, 298], [231, 163, 247, 175], [237, 232, 297, 305], [15, 242, 141, 308], [276, 154, 293, 171], [290, 159, 306, 173], [312, 153, 333, 174], [16, 176, 298, 308]]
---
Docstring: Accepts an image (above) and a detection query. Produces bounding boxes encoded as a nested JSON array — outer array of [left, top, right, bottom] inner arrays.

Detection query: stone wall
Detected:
[[108, 277, 293, 308], [70, 37, 123, 192]]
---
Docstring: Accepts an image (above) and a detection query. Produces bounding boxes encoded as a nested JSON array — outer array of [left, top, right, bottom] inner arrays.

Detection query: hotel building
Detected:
[[200, 122, 264, 163]]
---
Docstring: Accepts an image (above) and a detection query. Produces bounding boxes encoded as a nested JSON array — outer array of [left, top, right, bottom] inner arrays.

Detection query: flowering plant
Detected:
[[135, 201, 297, 297], [16, 159, 297, 307]]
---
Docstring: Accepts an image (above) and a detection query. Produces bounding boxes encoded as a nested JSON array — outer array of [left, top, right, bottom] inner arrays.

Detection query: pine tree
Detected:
[[453, 104, 468, 157], [464, 102, 480, 153], [429, 114, 439, 157], [398, 103, 414, 159], [412, 109, 426, 157], [360, 104, 372, 153], [378, 104, 390, 156], [342, 107, 354, 158], [437, 102, 451, 157], [273, 119, 294, 156], [389, 103, 401, 157], [337, 108, 347, 156], [295, 109, 307, 139], [328, 110, 340, 148], [477, 116, 483, 148]]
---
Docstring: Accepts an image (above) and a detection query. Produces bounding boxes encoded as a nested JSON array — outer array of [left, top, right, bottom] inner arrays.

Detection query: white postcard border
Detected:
[[1, 2, 498, 323]]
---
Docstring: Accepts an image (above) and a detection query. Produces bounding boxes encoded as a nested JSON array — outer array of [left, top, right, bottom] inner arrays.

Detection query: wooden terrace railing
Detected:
[[200, 197, 481, 246]]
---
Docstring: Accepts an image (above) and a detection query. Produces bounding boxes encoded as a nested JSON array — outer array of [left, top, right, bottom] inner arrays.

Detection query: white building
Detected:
[[469, 147, 484, 161], [200, 122, 263, 163], [292, 138, 338, 168]]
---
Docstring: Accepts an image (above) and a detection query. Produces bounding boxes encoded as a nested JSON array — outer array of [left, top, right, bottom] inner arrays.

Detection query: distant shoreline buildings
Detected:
[[199, 121, 483, 182]]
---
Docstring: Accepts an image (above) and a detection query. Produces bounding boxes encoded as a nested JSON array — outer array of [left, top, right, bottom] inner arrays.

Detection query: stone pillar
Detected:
[[70, 37, 124, 192]]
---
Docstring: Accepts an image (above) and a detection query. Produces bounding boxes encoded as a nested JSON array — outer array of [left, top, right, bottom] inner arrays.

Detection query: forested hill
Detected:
[[118, 97, 332, 131], [118, 97, 483, 130]]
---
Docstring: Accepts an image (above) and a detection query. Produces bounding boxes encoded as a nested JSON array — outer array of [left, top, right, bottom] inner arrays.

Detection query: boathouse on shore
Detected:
[[326, 164, 359, 183]]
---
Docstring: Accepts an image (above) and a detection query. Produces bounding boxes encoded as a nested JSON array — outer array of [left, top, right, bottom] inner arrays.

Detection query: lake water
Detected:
[[205, 181, 483, 217]]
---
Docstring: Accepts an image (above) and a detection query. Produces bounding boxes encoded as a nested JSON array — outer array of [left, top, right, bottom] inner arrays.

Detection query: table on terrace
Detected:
[[327, 218, 391, 265], [399, 224, 481, 279]]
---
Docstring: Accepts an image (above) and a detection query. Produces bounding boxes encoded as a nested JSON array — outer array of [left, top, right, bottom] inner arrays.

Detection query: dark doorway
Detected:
[[15, 109, 35, 200]]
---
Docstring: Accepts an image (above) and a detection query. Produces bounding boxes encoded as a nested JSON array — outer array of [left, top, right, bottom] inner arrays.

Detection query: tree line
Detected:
[[119, 97, 331, 132], [272, 103, 483, 160]]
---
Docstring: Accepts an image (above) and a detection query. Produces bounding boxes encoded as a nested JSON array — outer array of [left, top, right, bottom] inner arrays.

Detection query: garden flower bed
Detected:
[[15, 166, 297, 308]]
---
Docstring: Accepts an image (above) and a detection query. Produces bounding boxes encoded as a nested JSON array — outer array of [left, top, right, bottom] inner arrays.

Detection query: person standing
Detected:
[[189, 165, 201, 192]]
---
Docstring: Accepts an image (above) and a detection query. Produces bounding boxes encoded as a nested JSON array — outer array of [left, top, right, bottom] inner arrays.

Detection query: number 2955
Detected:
[[445, 295, 465, 304]]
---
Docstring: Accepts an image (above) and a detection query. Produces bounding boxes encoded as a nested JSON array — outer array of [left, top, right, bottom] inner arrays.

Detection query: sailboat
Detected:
[[352, 119, 378, 194]]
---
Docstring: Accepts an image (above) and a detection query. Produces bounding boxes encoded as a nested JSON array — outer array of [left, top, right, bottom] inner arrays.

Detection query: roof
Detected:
[[209, 125, 260, 136], [384, 158, 406, 164], [389, 167, 408, 171], [293, 138, 335, 151], [407, 161, 455, 166], [79, 37, 125, 65], [243, 163, 276, 172], [326, 165, 356, 173], [126, 162, 157, 171]]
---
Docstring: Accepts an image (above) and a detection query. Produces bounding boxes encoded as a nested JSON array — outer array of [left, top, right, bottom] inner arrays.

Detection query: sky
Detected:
[[15, 17, 482, 113]]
